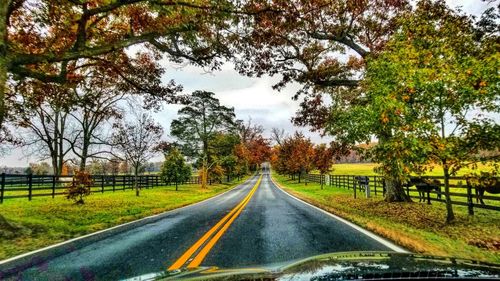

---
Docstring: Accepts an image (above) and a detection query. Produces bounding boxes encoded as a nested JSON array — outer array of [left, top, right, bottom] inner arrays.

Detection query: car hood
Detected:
[[154, 251, 500, 281]]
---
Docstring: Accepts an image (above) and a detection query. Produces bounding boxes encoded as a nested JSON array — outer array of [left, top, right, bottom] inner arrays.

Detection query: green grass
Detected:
[[0, 176, 249, 260], [272, 172, 500, 264], [330, 163, 494, 176]]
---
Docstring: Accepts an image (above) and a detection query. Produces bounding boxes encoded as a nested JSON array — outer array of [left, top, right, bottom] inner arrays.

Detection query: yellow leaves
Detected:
[[479, 80, 487, 88], [403, 166, 410, 174], [402, 95, 410, 102], [466, 69, 473, 76]]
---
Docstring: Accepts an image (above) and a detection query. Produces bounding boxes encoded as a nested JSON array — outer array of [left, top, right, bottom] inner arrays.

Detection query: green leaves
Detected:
[[160, 148, 191, 188], [170, 90, 237, 164]]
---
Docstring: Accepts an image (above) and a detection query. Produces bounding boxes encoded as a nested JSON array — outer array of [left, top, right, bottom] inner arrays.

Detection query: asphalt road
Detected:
[[1, 172, 405, 281]]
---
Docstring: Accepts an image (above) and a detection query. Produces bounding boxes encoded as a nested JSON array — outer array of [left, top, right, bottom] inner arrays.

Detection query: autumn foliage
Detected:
[[272, 132, 347, 185], [65, 171, 93, 204]]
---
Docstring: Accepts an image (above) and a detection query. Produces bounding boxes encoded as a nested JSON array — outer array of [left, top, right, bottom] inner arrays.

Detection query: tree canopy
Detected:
[[160, 147, 191, 191]]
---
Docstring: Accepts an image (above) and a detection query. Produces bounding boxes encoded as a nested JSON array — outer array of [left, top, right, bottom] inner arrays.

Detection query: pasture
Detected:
[[330, 163, 494, 176]]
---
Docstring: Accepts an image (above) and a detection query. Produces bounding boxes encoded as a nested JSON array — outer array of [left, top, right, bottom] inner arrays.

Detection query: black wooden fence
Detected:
[[303, 173, 500, 214], [0, 173, 237, 203]]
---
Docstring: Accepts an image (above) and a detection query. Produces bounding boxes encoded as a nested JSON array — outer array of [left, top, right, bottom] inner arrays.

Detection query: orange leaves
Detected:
[[65, 170, 93, 204], [380, 112, 389, 124]]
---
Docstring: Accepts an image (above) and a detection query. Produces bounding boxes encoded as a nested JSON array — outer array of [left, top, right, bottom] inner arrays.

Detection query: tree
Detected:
[[247, 135, 272, 171], [88, 159, 107, 175], [270, 128, 286, 146], [232, 0, 411, 200], [160, 148, 191, 191], [15, 82, 74, 177], [67, 72, 125, 171], [209, 163, 225, 184], [106, 158, 121, 176], [233, 143, 251, 178], [234, 0, 410, 127], [273, 132, 315, 183], [119, 160, 130, 175], [113, 111, 163, 196], [1, 0, 241, 137], [171, 91, 237, 188], [66, 171, 93, 204], [236, 118, 264, 144], [221, 155, 238, 182], [313, 144, 330, 189], [357, 1, 500, 221], [29, 162, 51, 176], [290, 133, 315, 184]]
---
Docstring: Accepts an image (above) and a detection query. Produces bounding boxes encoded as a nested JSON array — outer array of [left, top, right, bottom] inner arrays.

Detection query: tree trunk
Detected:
[[175, 181, 178, 191], [443, 161, 455, 223], [378, 131, 411, 202], [384, 178, 411, 202], [298, 173, 301, 183], [0, 2, 8, 132], [134, 165, 139, 196], [320, 173, 324, 190], [79, 143, 89, 171], [57, 114, 65, 176], [201, 156, 208, 189], [51, 155, 59, 178]]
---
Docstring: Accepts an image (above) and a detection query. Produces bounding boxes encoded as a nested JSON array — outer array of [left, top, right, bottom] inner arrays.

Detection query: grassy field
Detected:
[[272, 172, 500, 264], [0, 176, 249, 260], [331, 163, 494, 176]]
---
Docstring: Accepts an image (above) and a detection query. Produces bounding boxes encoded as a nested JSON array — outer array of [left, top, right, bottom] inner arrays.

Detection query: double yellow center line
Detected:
[[168, 175, 263, 270]]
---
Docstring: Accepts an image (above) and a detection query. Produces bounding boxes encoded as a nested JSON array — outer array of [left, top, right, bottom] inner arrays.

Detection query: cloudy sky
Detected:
[[0, 0, 493, 167]]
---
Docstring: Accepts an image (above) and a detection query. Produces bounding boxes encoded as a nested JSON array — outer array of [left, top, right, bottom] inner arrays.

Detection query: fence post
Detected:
[[123, 176, 126, 191], [52, 175, 56, 198], [406, 185, 410, 197], [1, 173, 5, 204], [353, 176, 357, 199], [374, 176, 377, 196], [101, 175, 104, 193], [28, 173, 33, 201], [465, 180, 474, 216], [112, 176, 116, 192], [366, 178, 371, 198]]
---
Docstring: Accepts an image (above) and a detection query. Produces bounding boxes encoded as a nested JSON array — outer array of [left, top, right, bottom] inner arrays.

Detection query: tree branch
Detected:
[[308, 31, 369, 57]]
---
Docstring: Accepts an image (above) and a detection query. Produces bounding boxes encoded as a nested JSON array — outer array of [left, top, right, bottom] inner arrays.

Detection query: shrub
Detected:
[[66, 171, 93, 204]]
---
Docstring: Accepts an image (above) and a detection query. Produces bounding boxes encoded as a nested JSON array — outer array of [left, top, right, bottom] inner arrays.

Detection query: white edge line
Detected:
[[269, 174, 410, 253], [0, 175, 257, 266]]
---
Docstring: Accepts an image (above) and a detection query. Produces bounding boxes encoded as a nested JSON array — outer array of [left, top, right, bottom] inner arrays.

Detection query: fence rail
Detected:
[[0, 173, 238, 203], [301, 173, 500, 214]]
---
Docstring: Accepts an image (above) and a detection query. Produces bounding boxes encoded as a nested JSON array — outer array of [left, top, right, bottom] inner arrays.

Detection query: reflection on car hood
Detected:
[[151, 251, 500, 280]]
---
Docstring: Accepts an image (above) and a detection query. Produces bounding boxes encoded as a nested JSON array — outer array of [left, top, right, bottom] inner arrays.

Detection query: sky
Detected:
[[0, 0, 494, 167]]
